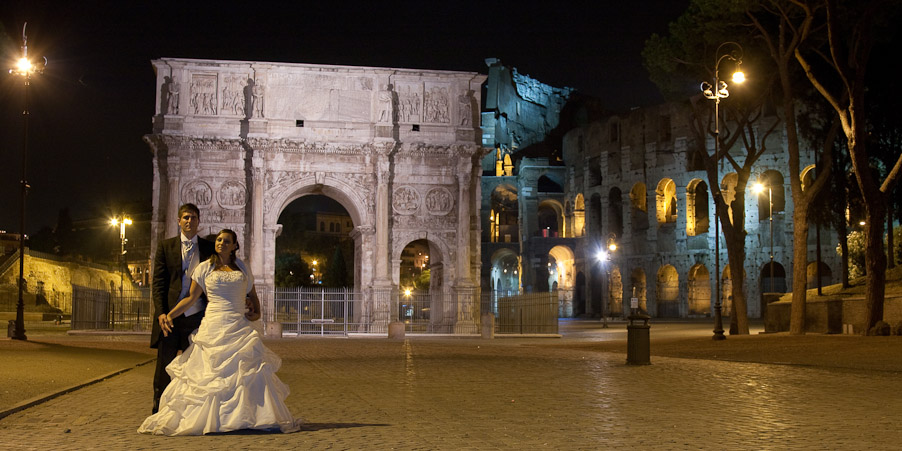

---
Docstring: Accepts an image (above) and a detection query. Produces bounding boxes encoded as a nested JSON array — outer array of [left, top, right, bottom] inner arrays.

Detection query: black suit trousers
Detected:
[[152, 311, 204, 413]]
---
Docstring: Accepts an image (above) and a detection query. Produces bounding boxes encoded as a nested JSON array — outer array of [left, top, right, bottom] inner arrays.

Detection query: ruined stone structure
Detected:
[[480, 61, 841, 319], [0, 250, 134, 313], [146, 59, 485, 332]]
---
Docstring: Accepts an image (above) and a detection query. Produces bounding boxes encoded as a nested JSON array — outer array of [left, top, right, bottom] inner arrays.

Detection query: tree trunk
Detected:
[[789, 205, 810, 335], [721, 187, 750, 335], [863, 199, 887, 333], [725, 235, 749, 334]]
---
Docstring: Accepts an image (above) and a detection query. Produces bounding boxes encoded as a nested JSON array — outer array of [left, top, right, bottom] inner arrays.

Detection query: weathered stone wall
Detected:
[[0, 250, 135, 313]]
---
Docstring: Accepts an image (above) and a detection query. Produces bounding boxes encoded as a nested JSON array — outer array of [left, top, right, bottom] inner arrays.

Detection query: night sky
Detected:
[[0, 0, 688, 234]]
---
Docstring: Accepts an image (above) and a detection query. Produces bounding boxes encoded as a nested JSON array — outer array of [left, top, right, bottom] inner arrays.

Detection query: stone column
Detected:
[[351, 225, 377, 331], [250, 155, 265, 279], [372, 152, 394, 332], [165, 155, 182, 238], [454, 156, 476, 333], [374, 155, 392, 284]]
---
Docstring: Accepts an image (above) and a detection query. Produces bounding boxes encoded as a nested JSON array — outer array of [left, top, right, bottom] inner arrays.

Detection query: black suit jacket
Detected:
[[150, 235, 215, 348]]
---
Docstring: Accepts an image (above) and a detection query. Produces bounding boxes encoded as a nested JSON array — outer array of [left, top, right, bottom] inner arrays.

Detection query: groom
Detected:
[[150, 203, 215, 414]]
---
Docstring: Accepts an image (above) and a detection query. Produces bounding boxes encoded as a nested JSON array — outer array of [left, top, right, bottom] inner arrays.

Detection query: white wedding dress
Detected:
[[138, 262, 300, 435]]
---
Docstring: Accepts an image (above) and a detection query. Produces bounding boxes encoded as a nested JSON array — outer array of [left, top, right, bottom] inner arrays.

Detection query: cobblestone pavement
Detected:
[[1, 333, 900, 450]]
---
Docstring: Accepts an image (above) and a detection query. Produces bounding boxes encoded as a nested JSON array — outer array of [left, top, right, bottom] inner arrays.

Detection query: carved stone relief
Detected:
[[392, 186, 420, 215], [218, 180, 247, 209], [394, 213, 457, 230], [424, 86, 450, 123], [182, 180, 213, 207], [251, 79, 265, 118], [162, 76, 180, 115], [204, 208, 245, 224], [376, 85, 393, 123], [458, 92, 472, 126], [190, 74, 218, 115], [425, 187, 454, 215], [398, 85, 422, 123], [221, 75, 249, 116]]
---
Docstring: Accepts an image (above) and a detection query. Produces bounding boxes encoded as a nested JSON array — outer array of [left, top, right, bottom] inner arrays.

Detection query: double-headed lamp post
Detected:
[[596, 234, 618, 328], [700, 41, 745, 341], [8, 23, 46, 341], [110, 216, 133, 297], [753, 182, 775, 292]]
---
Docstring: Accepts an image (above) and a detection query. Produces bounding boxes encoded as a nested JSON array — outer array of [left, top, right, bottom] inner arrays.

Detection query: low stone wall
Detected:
[[765, 295, 902, 334]]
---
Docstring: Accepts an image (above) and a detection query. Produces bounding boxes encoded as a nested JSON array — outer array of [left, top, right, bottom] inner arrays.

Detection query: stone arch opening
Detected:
[[589, 193, 603, 238], [538, 199, 564, 237], [609, 266, 623, 316], [806, 261, 832, 289], [720, 265, 747, 317], [757, 170, 786, 220], [629, 182, 648, 232], [608, 187, 623, 238], [687, 263, 710, 316], [760, 261, 786, 294], [490, 248, 520, 294], [396, 238, 449, 331], [270, 182, 367, 292], [574, 271, 587, 316], [629, 267, 647, 313], [686, 179, 709, 236], [548, 245, 575, 317], [655, 178, 677, 225], [490, 184, 519, 243], [800, 165, 816, 192], [573, 193, 585, 237], [656, 264, 679, 317]]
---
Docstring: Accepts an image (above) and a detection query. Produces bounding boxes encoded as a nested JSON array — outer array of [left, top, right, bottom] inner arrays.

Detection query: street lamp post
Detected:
[[8, 23, 46, 341], [754, 182, 775, 292], [596, 234, 618, 328], [110, 216, 133, 298], [700, 41, 745, 341]]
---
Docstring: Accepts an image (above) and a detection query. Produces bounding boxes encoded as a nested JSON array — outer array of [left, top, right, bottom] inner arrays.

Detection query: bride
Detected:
[[139, 229, 300, 435]]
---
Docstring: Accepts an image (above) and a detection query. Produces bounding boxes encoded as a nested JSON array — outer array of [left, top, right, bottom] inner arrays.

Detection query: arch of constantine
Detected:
[[145, 58, 486, 333]]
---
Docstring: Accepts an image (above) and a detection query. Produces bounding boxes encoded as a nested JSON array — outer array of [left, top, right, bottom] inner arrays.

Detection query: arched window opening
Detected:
[[490, 184, 519, 243], [656, 265, 679, 317], [686, 179, 709, 236], [609, 188, 623, 239], [629, 183, 648, 231], [655, 178, 677, 225]]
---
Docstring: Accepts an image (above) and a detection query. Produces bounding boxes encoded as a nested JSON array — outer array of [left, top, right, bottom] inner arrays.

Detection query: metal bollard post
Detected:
[[626, 311, 651, 365]]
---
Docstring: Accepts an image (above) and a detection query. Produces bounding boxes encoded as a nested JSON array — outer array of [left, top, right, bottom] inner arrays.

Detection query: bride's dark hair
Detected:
[[209, 228, 240, 267]]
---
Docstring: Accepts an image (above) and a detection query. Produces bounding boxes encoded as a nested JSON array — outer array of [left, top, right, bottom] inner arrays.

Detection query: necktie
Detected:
[[184, 240, 196, 267]]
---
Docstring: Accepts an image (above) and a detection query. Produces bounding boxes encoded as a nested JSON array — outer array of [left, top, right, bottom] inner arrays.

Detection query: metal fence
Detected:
[[264, 288, 559, 336], [61, 284, 559, 336], [268, 287, 365, 335], [71, 285, 152, 331], [481, 291, 559, 335]]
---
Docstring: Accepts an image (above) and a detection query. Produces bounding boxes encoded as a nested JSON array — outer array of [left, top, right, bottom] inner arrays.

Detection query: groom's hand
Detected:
[[245, 296, 260, 321]]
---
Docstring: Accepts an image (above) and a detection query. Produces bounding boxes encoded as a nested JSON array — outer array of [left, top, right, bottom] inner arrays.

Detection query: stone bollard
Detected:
[[388, 321, 406, 339], [481, 312, 495, 339], [264, 321, 283, 338], [626, 312, 651, 365]]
